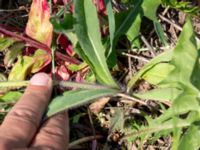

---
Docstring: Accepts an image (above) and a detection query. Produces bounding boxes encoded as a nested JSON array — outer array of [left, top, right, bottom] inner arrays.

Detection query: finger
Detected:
[[31, 111, 69, 150], [0, 73, 52, 149]]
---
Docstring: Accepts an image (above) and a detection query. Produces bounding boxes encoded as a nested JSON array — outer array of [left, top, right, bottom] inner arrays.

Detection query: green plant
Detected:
[[162, 0, 200, 14], [125, 18, 200, 149], [0, 0, 200, 149]]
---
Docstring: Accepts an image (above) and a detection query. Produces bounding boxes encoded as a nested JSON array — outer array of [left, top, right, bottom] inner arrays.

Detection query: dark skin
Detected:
[[0, 73, 69, 150]]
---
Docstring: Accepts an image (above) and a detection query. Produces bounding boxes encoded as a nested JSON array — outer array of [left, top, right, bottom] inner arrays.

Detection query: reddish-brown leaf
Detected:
[[25, 0, 53, 47]]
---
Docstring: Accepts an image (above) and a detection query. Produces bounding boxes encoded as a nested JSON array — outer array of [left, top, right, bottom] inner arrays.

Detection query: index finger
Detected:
[[0, 73, 52, 149]]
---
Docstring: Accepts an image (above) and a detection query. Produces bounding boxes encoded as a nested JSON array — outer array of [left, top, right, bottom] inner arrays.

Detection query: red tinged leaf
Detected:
[[93, 0, 106, 15], [0, 26, 51, 53], [53, 0, 74, 12], [53, 0, 105, 14], [55, 52, 80, 64], [75, 72, 83, 82], [31, 49, 52, 73], [25, 0, 53, 73], [55, 64, 70, 81], [24, 47, 37, 56], [58, 34, 75, 56], [53, 0, 57, 4], [25, 0, 53, 47], [53, 0, 69, 5]]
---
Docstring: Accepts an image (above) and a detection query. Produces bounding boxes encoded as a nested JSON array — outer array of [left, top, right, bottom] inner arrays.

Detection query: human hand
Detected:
[[0, 73, 69, 150]]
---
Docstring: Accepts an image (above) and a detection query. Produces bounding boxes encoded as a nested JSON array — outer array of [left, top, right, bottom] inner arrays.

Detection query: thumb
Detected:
[[0, 73, 52, 149]]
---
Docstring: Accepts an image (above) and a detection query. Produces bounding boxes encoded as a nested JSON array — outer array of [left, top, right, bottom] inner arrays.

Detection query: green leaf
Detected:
[[68, 62, 87, 72], [4, 42, 24, 67], [31, 49, 50, 73], [156, 93, 200, 123], [114, 0, 143, 40], [124, 118, 192, 140], [133, 87, 182, 101], [160, 18, 197, 91], [45, 88, 118, 118], [128, 18, 200, 146], [0, 91, 22, 102], [154, 22, 168, 46], [0, 73, 7, 82], [178, 123, 200, 150], [161, 0, 200, 15], [173, 93, 200, 116], [197, 39, 200, 49], [51, 13, 73, 34], [126, 13, 142, 48], [105, 0, 117, 67], [128, 0, 163, 48], [150, 18, 199, 120], [0, 37, 15, 52], [142, 0, 161, 21], [0, 73, 8, 94], [110, 107, 124, 132], [128, 50, 172, 91], [142, 63, 174, 85], [8, 56, 34, 81], [115, 0, 164, 52], [74, 0, 117, 87]]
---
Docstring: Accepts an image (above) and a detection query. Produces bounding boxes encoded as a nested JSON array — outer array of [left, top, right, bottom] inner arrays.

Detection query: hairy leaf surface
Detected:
[[46, 88, 118, 118]]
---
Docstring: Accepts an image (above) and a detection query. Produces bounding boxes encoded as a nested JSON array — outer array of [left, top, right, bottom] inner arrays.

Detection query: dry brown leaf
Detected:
[[89, 97, 110, 114]]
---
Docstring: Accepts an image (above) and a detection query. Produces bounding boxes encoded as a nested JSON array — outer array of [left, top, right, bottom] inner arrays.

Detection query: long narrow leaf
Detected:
[[154, 22, 168, 46], [74, 0, 117, 87], [114, 0, 142, 40], [45, 88, 118, 118], [105, 0, 116, 67]]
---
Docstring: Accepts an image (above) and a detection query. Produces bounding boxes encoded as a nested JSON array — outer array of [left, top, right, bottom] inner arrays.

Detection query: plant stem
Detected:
[[51, 46, 56, 79], [0, 81, 29, 88], [58, 81, 118, 90], [69, 135, 103, 148], [0, 80, 118, 91]]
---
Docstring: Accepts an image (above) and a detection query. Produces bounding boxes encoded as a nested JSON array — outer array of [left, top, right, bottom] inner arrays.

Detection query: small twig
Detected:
[[0, 7, 27, 12], [162, 6, 170, 16], [141, 35, 156, 57], [18, 14, 28, 18], [159, 14, 200, 42], [117, 93, 147, 106], [55, 51, 80, 64], [121, 52, 149, 63], [0, 26, 51, 53], [128, 50, 133, 79], [119, 46, 171, 52], [169, 25, 178, 42], [69, 135, 103, 148], [158, 14, 182, 31], [87, 108, 97, 150]]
